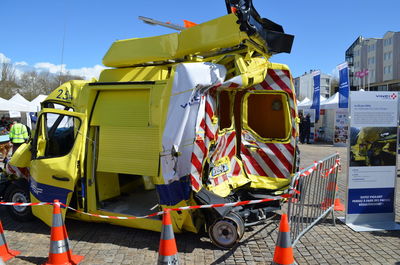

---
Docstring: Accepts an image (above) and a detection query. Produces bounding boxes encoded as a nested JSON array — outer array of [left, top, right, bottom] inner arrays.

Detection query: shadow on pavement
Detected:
[[14, 256, 47, 264], [370, 229, 400, 239]]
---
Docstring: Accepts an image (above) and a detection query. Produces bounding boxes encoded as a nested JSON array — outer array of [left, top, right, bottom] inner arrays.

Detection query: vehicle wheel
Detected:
[[4, 183, 34, 222], [208, 212, 244, 249]]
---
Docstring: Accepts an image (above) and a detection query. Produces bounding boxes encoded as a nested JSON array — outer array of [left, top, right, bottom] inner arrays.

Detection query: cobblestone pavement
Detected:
[[1, 144, 399, 264]]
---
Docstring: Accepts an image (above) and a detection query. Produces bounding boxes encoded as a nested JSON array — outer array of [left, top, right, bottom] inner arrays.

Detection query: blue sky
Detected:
[[1, 0, 400, 79]]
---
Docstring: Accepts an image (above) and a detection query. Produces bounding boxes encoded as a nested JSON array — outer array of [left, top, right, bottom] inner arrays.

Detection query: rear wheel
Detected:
[[208, 212, 244, 249], [4, 182, 34, 222]]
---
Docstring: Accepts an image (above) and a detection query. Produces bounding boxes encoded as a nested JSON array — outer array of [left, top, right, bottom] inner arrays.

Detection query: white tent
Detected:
[[320, 92, 339, 109], [298, 97, 310, 106], [298, 96, 327, 110], [0, 97, 34, 112], [7, 93, 36, 112], [9, 93, 31, 106], [30, 94, 47, 111]]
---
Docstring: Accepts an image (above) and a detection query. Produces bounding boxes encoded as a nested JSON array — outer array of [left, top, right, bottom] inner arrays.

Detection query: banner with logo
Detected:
[[338, 62, 349, 108], [346, 91, 400, 231], [310, 71, 320, 122]]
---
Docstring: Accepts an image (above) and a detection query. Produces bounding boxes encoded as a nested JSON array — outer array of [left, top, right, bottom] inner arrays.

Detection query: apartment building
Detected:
[[345, 31, 400, 91], [294, 71, 331, 100]]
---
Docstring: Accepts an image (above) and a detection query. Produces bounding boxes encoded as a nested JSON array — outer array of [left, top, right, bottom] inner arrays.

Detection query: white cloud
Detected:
[[15, 61, 28, 66], [1, 52, 106, 80], [34, 62, 66, 74], [0, 53, 11, 63], [69, 65, 106, 80]]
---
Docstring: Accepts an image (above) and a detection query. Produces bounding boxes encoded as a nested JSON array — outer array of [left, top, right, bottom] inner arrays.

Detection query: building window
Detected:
[[384, 38, 393, 46], [368, 57, 375, 64]]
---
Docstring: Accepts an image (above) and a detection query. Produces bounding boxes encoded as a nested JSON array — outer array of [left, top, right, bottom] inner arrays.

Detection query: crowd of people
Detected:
[[0, 116, 30, 164], [298, 112, 311, 144]]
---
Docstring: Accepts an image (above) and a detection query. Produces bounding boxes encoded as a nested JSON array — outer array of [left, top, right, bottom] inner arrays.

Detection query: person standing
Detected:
[[298, 112, 305, 144], [304, 114, 311, 144], [9, 121, 29, 154]]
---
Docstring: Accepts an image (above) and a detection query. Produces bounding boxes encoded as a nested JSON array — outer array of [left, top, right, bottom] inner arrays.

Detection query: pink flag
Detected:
[[364, 69, 369, 76], [359, 71, 365, 78]]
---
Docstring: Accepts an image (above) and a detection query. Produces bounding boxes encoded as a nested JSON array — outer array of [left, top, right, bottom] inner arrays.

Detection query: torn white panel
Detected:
[[161, 62, 226, 183]]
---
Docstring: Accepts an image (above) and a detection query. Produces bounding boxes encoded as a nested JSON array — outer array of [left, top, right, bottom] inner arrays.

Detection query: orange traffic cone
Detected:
[[43, 200, 84, 265], [272, 214, 295, 265], [321, 180, 336, 209], [158, 209, 179, 265], [0, 220, 20, 261], [334, 198, 345, 211]]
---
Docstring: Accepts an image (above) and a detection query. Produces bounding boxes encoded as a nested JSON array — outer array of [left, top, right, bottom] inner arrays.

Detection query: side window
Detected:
[[246, 93, 290, 140], [35, 113, 81, 158]]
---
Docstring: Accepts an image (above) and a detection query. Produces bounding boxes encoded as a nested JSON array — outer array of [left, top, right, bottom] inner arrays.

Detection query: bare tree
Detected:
[[0, 62, 19, 98], [330, 77, 339, 94], [18, 70, 84, 100]]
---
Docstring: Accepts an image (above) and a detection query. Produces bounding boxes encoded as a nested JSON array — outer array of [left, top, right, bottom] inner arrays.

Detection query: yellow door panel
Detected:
[[97, 126, 159, 176], [30, 109, 86, 226]]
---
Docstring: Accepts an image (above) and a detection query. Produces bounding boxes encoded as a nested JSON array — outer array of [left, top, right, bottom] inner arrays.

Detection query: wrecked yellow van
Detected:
[[5, 0, 298, 248]]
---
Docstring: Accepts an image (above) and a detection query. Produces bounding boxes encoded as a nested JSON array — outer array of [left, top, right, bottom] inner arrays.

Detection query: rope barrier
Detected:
[[0, 160, 340, 220]]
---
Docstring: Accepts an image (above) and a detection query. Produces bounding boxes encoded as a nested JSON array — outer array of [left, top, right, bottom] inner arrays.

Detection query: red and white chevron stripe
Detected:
[[241, 68, 297, 180], [208, 131, 244, 187], [190, 93, 219, 191]]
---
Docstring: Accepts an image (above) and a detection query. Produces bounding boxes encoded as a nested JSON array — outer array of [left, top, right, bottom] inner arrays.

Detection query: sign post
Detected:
[[345, 91, 400, 231]]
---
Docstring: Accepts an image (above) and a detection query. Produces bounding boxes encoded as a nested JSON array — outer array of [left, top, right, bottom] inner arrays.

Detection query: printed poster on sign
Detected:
[[333, 109, 348, 147], [345, 91, 399, 231]]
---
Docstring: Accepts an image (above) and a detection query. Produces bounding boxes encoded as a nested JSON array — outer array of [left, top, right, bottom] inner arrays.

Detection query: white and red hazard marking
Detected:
[[208, 131, 244, 187], [190, 68, 298, 190], [0, 202, 51, 206], [241, 69, 297, 180], [5, 164, 30, 180], [190, 93, 219, 191]]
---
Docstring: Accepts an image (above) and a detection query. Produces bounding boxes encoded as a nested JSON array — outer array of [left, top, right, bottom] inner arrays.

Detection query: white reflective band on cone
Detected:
[[49, 239, 70, 254]]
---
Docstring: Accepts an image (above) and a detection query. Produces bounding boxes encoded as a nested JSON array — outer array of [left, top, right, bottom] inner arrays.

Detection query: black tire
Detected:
[[4, 182, 34, 222], [208, 212, 244, 249]]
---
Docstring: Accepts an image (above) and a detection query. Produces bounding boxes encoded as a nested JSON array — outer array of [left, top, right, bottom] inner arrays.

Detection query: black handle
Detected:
[[52, 175, 69, 182]]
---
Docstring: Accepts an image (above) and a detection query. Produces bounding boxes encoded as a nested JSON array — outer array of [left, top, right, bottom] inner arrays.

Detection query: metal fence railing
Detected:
[[287, 153, 340, 246]]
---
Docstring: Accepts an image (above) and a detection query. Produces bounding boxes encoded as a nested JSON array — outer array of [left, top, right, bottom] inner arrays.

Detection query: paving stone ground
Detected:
[[1, 144, 399, 264]]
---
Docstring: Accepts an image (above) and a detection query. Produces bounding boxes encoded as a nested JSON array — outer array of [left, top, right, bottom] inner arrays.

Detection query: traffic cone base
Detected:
[[0, 247, 20, 262], [334, 198, 345, 211], [43, 251, 84, 265], [43, 200, 84, 265], [0, 221, 21, 261], [272, 246, 294, 265]]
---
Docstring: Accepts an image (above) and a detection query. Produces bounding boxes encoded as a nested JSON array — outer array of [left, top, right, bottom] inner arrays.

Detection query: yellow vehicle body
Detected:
[[10, 1, 298, 243]]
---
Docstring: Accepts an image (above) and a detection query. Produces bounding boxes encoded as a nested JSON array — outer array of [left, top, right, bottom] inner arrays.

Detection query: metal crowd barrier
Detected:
[[287, 153, 340, 246]]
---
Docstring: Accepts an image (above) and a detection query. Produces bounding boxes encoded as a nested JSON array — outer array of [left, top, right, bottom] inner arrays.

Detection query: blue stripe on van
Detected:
[[156, 176, 191, 206], [30, 178, 72, 205]]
